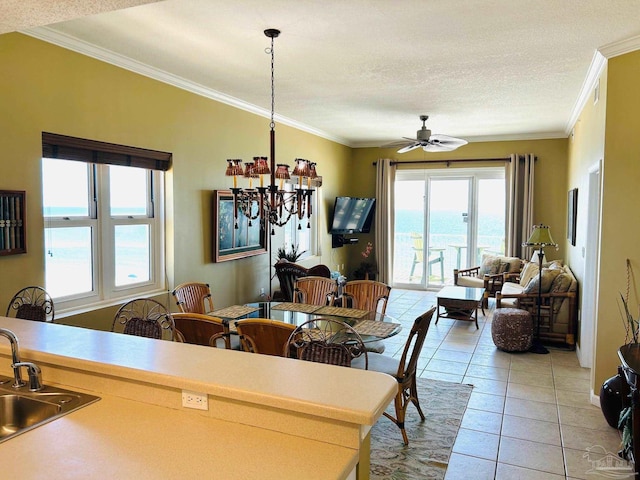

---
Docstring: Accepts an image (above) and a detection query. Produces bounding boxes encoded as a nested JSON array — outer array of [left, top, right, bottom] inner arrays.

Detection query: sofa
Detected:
[[496, 260, 578, 349], [454, 255, 524, 307]]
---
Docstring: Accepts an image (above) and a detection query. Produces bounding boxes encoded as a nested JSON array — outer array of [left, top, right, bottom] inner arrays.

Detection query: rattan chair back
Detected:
[[112, 298, 175, 340], [293, 276, 337, 305], [235, 318, 296, 357], [286, 318, 368, 369], [171, 282, 214, 314], [5, 286, 54, 322], [342, 280, 391, 318], [172, 312, 235, 348]]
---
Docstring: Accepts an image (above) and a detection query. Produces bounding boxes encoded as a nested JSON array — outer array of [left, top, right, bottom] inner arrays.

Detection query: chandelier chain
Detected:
[[269, 35, 275, 130]]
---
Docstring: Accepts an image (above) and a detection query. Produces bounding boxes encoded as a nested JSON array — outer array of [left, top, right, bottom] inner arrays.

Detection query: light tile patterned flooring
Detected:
[[383, 288, 625, 480]]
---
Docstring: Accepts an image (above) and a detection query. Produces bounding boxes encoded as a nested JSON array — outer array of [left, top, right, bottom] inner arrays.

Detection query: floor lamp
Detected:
[[522, 224, 557, 355]]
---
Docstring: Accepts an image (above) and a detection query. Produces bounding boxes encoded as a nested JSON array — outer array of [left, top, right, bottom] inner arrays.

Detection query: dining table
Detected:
[[209, 301, 402, 343]]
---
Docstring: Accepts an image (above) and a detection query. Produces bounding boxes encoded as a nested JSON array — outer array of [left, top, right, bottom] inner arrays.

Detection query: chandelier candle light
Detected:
[[225, 29, 318, 235], [522, 224, 558, 355]]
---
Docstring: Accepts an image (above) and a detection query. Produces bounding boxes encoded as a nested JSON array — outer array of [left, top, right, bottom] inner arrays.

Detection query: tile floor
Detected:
[[382, 288, 628, 480]]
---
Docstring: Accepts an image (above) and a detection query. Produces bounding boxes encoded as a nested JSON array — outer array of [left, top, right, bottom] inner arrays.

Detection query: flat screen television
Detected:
[[329, 196, 376, 234]]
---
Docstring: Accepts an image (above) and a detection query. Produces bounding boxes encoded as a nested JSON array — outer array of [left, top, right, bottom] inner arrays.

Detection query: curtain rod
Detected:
[[372, 157, 511, 166]]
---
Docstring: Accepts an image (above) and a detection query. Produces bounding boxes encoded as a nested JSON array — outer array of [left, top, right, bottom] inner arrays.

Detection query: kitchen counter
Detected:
[[0, 317, 397, 479]]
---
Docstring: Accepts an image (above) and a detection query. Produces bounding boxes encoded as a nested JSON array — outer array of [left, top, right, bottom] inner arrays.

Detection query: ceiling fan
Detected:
[[384, 115, 468, 153]]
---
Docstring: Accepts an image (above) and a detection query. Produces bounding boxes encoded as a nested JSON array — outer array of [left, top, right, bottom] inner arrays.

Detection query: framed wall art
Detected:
[[567, 188, 578, 246], [213, 190, 267, 262], [0, 190, 26, 256]]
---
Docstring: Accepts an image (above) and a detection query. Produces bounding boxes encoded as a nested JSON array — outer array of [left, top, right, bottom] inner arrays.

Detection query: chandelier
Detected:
[[225, 28, 319, 235]]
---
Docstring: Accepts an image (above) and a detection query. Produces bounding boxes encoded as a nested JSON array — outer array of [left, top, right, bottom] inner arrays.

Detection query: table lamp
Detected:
[[522, 224, 557, 354]]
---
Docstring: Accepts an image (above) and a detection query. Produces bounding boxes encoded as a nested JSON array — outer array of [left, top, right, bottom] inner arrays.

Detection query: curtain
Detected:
[[505, 153, 535, 258], [375, 159, 396, 284]]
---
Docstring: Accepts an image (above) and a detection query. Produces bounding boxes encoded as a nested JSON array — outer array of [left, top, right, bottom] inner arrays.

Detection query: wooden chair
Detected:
[[353, 307, 435, 445], [286, 318, 368, 368], [5, 286, 55, 322], [293, 276, 337, 305], [112, 298, 175, 340], [340, 279, 391, 354], [234, 318, 296, 357], [172, 312, 240, 349], [341, 280, 391, 317], [273, 260, 331, 302], [171, 282, 214, 314]]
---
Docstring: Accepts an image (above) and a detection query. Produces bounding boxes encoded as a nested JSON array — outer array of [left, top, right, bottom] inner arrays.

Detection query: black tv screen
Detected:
[[330, 197, 376, 234]]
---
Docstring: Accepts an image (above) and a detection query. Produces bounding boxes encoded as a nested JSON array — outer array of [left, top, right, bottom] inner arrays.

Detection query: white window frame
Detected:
[[283, 184, 319, 260], [43, 159, 165, 312]]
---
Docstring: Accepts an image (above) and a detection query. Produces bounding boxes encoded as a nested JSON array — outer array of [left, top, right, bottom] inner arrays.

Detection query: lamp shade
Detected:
[[308, 162, 318, 179], [523, 224, 557, 247], [292, 158, 310, 177], [253, 156, 271, 175], [275, 164, 290, 180], [225, 159, 243, 176]]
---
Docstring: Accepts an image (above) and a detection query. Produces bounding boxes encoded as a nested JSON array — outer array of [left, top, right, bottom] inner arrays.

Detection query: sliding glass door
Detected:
[[393, 168, 505, 289]]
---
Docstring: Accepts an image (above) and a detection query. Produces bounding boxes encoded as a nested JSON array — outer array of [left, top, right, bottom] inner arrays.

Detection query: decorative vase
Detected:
[[599, 366, 627, 430]]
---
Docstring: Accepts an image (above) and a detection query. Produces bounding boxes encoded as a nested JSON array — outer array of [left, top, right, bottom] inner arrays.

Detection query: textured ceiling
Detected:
[[13, 0, 640, 147]]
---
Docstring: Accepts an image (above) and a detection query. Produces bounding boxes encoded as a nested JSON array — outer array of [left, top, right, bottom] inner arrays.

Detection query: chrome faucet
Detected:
[[0, 328, 25, 388], [13, 362, 43, 391]]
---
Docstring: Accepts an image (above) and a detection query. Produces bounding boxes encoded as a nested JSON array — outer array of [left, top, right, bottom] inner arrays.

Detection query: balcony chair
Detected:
[[112, 298, 175, 340], [409, 233, 444, 283], [5, 286, 55, 322], [353, 307, 435, 445], [234, 318, 296, 357], [285, 318, 368, 369], [171, 282, 214, 314], [293, 276, 337, 305], [172, 312, 240, 349]]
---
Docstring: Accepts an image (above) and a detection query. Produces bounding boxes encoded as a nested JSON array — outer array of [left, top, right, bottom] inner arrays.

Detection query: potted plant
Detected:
[[353, 242, 377, 280], [276, 243, 306, 263]]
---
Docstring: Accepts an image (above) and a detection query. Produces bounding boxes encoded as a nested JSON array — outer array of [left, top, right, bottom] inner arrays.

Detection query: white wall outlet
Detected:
[[182, 390, 208, 410]]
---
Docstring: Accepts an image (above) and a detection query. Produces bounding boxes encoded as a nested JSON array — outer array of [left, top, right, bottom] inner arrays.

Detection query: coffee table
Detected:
[[436, 286, 484, 329]]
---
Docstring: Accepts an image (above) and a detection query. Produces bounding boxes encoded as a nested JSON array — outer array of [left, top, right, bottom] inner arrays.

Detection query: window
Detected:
[[283, 184, 318, 259], [41, 133, 170, 311]]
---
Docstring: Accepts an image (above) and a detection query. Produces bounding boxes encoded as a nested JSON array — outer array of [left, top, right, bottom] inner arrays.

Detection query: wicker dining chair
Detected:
[[171, 282, 214, 314], [286, 318, 368, 369], [5, 286, 55, 322], [339, 279, 391, 354], [111, 298, 175, 340], [172, 312, 239, 349], [234, 318, 296, 357], [353, 307, 435, 445], [293, 276, 337, 305]]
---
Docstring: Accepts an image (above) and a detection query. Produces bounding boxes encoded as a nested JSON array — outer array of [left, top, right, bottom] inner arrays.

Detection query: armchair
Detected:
[[454, 255, 523, 308], [273, 259, 331, 302]]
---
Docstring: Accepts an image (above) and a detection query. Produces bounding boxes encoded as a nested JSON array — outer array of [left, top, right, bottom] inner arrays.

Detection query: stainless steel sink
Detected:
[[0, 375, 100, 442]]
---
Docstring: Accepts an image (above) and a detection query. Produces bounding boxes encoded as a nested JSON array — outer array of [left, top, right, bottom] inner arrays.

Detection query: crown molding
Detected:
[[564, 51, 607, 136], [22, 26, 351, 147], [599, 34, 640, 59]]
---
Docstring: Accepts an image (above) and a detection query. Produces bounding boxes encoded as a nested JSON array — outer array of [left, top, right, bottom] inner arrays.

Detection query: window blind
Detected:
[[42, 132, 172, 171]]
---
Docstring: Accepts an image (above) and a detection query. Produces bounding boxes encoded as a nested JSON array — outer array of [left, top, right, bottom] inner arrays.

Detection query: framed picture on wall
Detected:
[[213, 190, 267, 262], [567, 188, 578, 246]]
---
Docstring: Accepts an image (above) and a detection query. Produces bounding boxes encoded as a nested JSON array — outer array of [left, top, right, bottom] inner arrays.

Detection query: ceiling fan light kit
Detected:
[[390, 115, 468, 154]]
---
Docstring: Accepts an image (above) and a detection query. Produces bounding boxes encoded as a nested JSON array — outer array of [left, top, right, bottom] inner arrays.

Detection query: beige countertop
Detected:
[[0, 316, 397, 479]]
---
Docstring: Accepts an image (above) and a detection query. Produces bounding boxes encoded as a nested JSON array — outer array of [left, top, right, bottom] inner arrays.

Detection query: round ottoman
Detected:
[[491, 308, 533, 352]]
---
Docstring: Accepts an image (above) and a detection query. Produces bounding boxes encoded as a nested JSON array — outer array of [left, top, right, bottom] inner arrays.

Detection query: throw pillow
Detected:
[[524, 268, 562, 294], [479, 255, 501, 275], [519, 262, 539, 287], [550, 272, 573, 313], [503, 256, 523, 273]]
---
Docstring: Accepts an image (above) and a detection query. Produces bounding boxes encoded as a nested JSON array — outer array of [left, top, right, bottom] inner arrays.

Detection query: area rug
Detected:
[[370, 378, 473, 479]]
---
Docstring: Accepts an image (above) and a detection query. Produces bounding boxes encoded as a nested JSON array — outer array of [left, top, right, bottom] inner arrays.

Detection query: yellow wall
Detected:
[[0, 33, 352, 327], [593, 50, 640, 388]]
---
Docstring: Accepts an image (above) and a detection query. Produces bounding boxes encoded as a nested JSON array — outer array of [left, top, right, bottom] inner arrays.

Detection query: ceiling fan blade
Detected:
[[422, 142, 458, 152], [397, 143, 422, 153], [428, 134, 468, 148]]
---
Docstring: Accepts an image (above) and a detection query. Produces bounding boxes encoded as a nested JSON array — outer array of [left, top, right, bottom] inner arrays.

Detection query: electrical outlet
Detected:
[[182, 390, 208, 410]]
